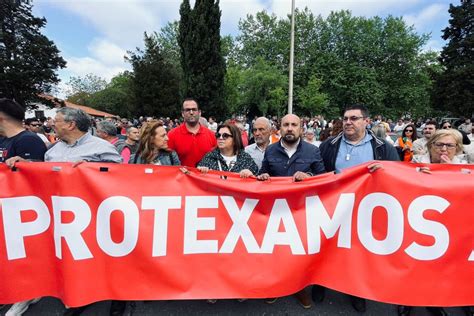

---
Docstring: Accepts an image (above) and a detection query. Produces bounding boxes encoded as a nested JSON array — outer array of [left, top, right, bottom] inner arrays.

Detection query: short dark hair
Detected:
[[425, 120, 437, 128], [24, 118, 39, 125], [344, 104, 369, 118], [182, 98, 199, 110], [0, 98, 25, 121]]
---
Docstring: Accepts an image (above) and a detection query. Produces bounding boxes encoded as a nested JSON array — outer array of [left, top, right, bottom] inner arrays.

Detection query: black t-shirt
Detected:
[[0, 130, 47, 163]]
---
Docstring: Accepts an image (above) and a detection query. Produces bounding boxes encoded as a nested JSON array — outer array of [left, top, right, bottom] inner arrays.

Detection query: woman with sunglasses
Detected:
[[396, 124, 417, 162], [440, 121, 452, 130], [197, 123, 258, 178], [130, 121, 180, 165]]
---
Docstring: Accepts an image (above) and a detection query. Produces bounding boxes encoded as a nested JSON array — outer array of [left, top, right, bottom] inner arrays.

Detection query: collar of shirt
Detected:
[[64, 132, 90, 148], [180, 123, 203, 135], [280, 138, 300, 158], [342, 132, 372, 146]]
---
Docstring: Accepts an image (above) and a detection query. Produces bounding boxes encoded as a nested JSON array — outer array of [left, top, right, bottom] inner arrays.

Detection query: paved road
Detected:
[[0, 288, 466, 316]]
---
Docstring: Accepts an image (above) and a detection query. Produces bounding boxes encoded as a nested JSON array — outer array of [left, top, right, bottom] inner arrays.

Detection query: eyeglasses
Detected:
[[442, 126, 451, 129], [183, 108, 199, 113], [215, 132, 232, 140], [433, 142, 456, 150], [343, 116, 365, 122], [29, 124, 41, 127], [405, 129, 413, 133]]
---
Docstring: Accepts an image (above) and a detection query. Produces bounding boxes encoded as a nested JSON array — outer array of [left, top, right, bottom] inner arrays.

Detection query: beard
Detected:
[[283, 133, 299, 144]]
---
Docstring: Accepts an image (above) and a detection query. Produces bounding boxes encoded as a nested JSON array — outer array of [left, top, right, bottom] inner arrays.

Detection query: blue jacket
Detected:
[[319, 130, 400, 172], [259, 139, 326, 176]]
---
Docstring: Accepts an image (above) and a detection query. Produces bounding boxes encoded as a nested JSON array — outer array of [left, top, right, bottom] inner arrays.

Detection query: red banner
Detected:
[[0, 162, 473, 307]]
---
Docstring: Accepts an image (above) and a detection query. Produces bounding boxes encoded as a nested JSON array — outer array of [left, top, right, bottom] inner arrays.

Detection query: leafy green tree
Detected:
[[0, 0, 66, 107], [297, 75, 331, 117], [434, 1, 474, 116], [178, 0, 226, 119], [235, 9, 435, 118], [126, 33, 181, 118], [154, 21, 181, 69], [241, 58, 287, 117], [87, 72, 135, 118], [66, 73, 107, 105]]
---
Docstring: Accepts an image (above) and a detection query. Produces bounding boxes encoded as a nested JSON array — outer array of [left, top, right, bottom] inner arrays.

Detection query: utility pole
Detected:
[[288, 0, 295, 114]]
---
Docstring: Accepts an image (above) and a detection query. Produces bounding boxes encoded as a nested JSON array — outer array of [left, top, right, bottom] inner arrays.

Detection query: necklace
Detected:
[[344, 138, 364, 161]]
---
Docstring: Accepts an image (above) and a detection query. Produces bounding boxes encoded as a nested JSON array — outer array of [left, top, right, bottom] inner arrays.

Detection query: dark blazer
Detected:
[[259, 139, 326, 176], [319, 130, 400, 172]]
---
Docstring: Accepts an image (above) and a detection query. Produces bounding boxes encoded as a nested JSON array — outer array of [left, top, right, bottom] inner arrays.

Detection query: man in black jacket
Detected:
[[316, 104, 399, 313]]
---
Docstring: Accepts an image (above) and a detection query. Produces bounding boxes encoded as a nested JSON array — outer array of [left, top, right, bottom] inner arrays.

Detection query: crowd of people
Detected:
[[1, 97, 473, 316]]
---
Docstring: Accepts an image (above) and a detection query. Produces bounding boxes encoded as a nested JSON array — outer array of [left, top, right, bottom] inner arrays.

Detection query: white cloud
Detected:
[[88, 39, 128, 66], [403, 3, 447, 32], [45, 0, 170, 48], [63, 56, 128, 81], [220, 0, 267, 34]]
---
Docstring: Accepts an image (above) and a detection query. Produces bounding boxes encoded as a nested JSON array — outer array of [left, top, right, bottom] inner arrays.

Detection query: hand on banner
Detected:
[[72, 160, 86, 168], [197, 166, 210, 174], [5, 156, 27, 168], [239, 169, 254, 178], [293, 171, 311, 182], [367, 162, 383, 173], [257, 173, 270, 181], [416, 166, 432, 174], [180, 167, 190, 175]]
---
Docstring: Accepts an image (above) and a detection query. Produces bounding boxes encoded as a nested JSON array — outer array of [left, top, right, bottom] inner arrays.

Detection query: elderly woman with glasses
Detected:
[[197, 123, 258, 178], [412, 129, 465, 164], [399, 128, 467, 316], [396, 124, 417, 162]]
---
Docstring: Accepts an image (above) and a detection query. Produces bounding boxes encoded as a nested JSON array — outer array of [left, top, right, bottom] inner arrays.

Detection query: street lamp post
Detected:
[[288, 0, 296, 114]]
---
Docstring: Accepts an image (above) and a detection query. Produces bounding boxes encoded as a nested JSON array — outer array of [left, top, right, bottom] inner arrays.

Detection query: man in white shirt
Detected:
[[244, 117, 271, 170], [412, 120, 437, 155]]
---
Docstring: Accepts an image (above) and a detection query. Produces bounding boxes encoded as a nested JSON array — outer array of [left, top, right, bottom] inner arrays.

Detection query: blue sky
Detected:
[[32, 0, 456, 94]]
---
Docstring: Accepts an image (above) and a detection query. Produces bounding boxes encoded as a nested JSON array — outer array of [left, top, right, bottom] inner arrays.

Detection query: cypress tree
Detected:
[[434, 0, 474, 116], [178, 0, 226, 119]]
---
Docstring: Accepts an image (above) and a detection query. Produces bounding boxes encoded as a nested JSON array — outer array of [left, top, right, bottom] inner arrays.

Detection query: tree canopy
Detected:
[[434, 1, 474, 117], [0, 0, 66, 107]]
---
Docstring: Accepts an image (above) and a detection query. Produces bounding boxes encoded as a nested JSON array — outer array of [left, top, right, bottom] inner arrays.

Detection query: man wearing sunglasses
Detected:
[[317, 104, 399, 312], [168, 98, 217, 167], [25, 118, 51, 146]]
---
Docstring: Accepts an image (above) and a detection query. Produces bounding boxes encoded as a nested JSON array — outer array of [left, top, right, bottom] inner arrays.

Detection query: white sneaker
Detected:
[[5, 298, 41, 316]]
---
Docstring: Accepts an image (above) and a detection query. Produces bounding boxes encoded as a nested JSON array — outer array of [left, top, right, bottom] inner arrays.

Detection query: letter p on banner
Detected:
[[1, 196, 51, 260]]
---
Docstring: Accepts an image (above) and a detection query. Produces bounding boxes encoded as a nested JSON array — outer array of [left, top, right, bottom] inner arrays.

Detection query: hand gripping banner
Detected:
[[0, 162, 473, 307]]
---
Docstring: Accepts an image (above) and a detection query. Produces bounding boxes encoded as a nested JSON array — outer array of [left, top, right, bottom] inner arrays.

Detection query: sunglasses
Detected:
[[215, 132, 232, 140], [29, 124, 41, 127], [405, 129, 413, 132], [443, 126, 451, 129]]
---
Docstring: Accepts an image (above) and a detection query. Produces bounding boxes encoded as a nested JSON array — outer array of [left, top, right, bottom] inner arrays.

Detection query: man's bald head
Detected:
[[280, 114, 301, 145]]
